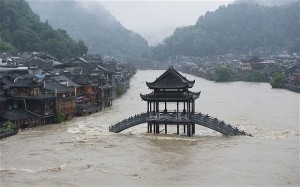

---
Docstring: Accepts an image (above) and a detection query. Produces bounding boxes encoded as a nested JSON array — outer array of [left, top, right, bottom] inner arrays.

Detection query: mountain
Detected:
[[152, 1, 300, 60], [27, 0, 149, 59], [0, 0, 88, 60]]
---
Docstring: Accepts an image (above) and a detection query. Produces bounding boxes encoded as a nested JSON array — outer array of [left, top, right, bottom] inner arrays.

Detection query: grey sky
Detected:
[[96, 1, 234, 45]]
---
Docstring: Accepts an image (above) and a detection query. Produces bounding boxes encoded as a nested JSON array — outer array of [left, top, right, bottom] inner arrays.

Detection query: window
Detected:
[[13, 102, 18, 109]]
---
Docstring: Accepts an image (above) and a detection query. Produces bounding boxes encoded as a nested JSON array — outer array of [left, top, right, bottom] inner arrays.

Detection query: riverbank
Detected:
[[284, 84, 300, 93], [0, 129, 18, 139], [178, 66, 300, 94]]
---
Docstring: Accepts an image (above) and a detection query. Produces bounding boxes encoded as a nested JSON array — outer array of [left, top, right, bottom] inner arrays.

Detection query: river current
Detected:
[[1, 70, 299, 186]]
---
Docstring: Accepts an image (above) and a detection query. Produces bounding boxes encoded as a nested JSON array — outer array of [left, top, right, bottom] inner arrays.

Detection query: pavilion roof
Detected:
[[140, 91, 200, 102], [146, 67, 195, 89]]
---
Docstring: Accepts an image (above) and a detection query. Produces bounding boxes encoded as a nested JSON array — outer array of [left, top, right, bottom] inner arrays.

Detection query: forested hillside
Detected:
[[28, 0, 149, 59], [0, 0, 88, 60], [152, 1, 300, 60]]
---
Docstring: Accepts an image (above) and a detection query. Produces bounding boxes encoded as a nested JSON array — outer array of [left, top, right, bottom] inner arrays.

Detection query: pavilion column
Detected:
[[150, 123, 152, 133], [177, 102, 179, 119], [187, 101, 190, 118], [165, 124, 167, 134], [192, 100, 195, 114], [187, 124, 191, 137], [156, 124, 159, 134], [184, 125, 186, 133], [192, 123, 195, 134], [153, 102, 155, 114], [177, 125, 179, 135], [147, 102, 149, 118], [156, 102, 159, 118], [150, 102, 152, 117]]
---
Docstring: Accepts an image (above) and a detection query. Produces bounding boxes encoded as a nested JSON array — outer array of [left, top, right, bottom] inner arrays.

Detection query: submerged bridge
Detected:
[[110, 67, 251, 137], [109, 112, 251, 136]]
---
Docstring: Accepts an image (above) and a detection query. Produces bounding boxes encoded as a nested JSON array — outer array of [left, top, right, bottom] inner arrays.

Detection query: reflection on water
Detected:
[[1, 70, 299, 186]]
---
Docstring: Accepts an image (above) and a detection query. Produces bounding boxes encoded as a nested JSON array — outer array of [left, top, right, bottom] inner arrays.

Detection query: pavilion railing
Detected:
[[109, 113, 147, 133], [190, 113, 252, 136]]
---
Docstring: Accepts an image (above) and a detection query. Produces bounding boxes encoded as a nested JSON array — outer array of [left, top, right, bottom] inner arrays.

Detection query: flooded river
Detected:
[[1, 70, 299, 186]]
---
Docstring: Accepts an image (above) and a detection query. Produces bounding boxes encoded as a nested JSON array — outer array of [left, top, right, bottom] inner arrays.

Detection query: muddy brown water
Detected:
[[1, 70, 299, 186]]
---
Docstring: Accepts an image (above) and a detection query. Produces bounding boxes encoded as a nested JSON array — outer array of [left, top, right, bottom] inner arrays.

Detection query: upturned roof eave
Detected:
[[140, 93, 198, 102], [146, 82, 189, 89]]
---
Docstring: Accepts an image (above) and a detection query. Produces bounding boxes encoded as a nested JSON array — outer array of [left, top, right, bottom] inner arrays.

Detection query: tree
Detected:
[[54, 112, 65, 123], [243, 70, 266, 82], [0, 37, 17, 54], [116, 84, 125, 97], [151, 1, 300, 60], [271, 72, 287, 88], [77, 40, 88, 56], [1, 121, 15, 133], [0, 0, 88, 59], [213, 66, 235, 82]]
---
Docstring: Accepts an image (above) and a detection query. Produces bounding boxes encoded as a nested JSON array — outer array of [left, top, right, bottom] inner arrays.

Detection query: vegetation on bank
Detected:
[[271, 72, 287, 88], [242, 71, 267, 82], [152, 1, 299, 60], [0, 121, 15, 133], [0, 0, 88, 59], [128, 64, 137, 77], [212, 67, 235, 82], [116, 84, 125, 98], [54, 112, 65, 123], [210, 63, 289, 89]]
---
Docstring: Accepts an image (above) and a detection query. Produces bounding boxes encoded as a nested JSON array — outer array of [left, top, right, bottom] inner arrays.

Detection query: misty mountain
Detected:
[[27, 0, 149, 59], [144, 25, 179, 46], [152, 1, 300, 60], [0, 0, 87, 59], [234, 0, 297, 6]]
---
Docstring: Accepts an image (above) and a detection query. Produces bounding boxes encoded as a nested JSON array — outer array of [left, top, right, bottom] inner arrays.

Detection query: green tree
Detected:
[[27, 0, 149, 58], [151, 1, 300, 60], [271, 72, 287, 88], [1, 121, 15, 133], [243, 71, 266, 82], [213, 66, 235, 82], [0, 37, 17, 54], [116, 84, 125, 97], [54, 112, 65, 123], [0, 0, 88, 59]]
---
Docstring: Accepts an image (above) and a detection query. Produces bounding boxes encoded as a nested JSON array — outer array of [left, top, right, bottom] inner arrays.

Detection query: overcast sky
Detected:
[[97, 1, 234, 45]]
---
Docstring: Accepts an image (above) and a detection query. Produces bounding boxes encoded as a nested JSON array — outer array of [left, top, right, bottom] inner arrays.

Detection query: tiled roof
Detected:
[[44, 81, 73, 93], [241, 56, 262, 63], [50, 75, 81, 87], [72, 75, 92, 85], [24, 56, 53, 70], [0, 109, 37, 121], [146, 67, 195, 89]]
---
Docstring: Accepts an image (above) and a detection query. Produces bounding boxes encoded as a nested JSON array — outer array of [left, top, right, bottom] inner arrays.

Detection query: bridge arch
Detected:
[[109, 112, 251, 136], [109, 113, 147, 133]]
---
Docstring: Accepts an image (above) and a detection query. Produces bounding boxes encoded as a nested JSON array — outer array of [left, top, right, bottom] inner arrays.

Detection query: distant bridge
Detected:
[[109, 112, 251, 136]]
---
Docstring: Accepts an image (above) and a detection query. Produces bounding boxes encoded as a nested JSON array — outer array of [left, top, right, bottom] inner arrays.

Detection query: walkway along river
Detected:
[[1, 70, 299, 186]]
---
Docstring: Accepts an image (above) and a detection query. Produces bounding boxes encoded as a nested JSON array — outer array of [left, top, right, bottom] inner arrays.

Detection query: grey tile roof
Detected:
[[44, 81, 73, 93], [0, 109, 37, 121], [50, 75, 81, 87]]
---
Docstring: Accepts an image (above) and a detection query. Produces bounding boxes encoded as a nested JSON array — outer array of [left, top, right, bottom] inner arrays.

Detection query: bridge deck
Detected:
[[109, 112, 251, 136]]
